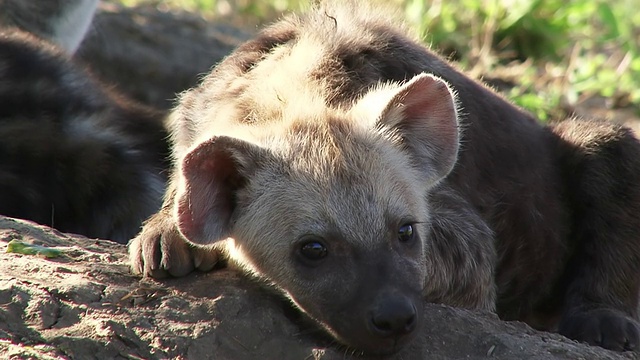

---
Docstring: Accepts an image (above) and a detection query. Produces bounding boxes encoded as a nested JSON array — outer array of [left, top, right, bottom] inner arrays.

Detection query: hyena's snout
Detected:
[[369, 294, 418, 338], [350, 290, 423, 354]]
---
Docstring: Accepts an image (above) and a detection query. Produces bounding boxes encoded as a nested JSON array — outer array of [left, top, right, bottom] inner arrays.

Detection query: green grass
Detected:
[[117, 0, 640, 122], [401, 0, 640, 121]]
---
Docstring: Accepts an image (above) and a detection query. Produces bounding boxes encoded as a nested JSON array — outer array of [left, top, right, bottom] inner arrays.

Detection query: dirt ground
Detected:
[[1, 216, 636, 360], [2, 2, 640, 360]]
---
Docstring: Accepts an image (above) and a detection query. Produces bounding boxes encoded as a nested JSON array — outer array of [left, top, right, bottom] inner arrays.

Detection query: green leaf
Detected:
[[597, 3, 620, 39], [500, 0, 538, 29], [6, 240, 64, 258]]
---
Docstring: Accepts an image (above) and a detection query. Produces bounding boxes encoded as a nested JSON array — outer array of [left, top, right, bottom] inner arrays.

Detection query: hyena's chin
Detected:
[[338, 310, 422, 355]]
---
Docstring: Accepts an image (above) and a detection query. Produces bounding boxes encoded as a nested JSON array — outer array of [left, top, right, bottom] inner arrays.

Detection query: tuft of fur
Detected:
[[129, 1, 640, 354]]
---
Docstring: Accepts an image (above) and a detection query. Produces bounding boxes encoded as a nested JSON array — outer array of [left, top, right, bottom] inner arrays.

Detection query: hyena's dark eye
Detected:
[[299, 239, 328, 262], [398, 224, 415, 243]]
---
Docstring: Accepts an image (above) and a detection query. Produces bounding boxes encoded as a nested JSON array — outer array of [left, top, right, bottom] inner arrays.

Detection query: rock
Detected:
[[0, 216, 635, 360]]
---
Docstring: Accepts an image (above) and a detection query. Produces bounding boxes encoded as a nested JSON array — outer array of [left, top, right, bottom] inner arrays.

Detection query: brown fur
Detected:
[[129, 1, 640, 354]]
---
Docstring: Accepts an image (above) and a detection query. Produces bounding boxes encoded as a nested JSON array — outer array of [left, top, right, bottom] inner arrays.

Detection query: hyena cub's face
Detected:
[[174, 74, 460, 354]]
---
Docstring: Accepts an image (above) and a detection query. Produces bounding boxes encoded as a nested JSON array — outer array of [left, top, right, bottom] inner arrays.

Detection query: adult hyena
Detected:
[[0, 0, 170, 242], [129, 1, 640, 354]]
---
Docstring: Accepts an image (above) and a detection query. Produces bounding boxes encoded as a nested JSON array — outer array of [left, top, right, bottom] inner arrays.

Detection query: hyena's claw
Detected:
[[559, 308, 640, 352], [128, 233, 145, 276], [160, 230, 195, 277]]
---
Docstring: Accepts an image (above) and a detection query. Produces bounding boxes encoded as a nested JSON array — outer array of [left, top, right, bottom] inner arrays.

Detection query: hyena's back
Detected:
[[0, 31, 169, 242]]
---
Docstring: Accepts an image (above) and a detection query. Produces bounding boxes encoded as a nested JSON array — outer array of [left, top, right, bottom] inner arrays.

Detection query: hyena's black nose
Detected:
[[369, 296, 417, 338]]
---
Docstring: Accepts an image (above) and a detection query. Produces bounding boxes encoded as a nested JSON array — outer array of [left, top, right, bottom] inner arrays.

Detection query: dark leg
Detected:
[[552, 119, 640, 352]]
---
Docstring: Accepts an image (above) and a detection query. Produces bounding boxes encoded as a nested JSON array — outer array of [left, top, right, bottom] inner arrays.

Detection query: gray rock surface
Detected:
[[0, 216, 636, 360]]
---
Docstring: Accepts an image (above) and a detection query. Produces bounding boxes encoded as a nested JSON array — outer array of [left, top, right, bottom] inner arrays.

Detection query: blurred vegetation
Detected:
[[119, 0, 639, 122]]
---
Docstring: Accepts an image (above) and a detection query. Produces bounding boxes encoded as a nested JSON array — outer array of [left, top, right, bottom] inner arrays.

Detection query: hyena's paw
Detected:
[[559, 308, 640, 352], [128, 211, 220, 279]]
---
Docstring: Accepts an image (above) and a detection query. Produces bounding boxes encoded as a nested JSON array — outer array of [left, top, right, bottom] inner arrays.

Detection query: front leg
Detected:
[[423, 185, 496, 311], [128, 183, 220, 278], [560, 309, 639, 351]]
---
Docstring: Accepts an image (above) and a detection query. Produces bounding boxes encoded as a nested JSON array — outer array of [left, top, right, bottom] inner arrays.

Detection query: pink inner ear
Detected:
[[175, 138, 239, 245], [400, 75, 458, 140], [382, 73, 460, 183]]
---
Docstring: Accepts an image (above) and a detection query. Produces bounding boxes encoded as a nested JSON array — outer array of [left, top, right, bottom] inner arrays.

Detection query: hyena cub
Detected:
[[0, 1, 170, 242], [129, 1, 640, 355]]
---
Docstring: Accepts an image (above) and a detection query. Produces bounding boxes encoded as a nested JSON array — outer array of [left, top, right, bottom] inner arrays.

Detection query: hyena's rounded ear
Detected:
[[174, 136, 264, 245], [375, 73, 460, 185]]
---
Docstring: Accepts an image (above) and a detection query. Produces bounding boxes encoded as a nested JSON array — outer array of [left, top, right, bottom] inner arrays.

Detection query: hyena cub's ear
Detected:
[[175, 136, 264, 245], [360, 73, 460, 185]]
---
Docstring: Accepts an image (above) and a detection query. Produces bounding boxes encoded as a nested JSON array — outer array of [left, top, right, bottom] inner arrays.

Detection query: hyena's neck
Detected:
[[0, 0, 99, 54]]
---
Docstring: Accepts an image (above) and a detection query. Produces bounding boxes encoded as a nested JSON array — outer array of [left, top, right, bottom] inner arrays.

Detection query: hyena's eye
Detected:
[[298, 237, 328, 264], [398, 224, 415, 243]]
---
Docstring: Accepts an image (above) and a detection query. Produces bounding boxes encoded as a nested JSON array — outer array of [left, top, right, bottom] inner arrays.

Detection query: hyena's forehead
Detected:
[[247, 121, 428, 242]]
